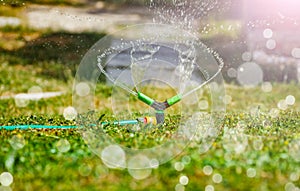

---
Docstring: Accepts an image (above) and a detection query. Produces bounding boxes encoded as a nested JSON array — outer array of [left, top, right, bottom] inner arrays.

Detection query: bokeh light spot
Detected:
[[286, 95, 296, 106], [95, 165, 109, 178], [150, 159, 159, 169], [75, 82, 90, 97], [179, 175, 189, 186], [212, 173, 223, 183], [78, 164, 92, 177], [14, 94, 29, 108], [175, 184, 185, 191], [28, 85, 43, 100], [288, 139, 300, 162], [277, 100, 288, 110], [253, 138, 264, 151], [205, 185, 214, 191], [263, 28, 273, 39], [266, 39, 276, 50], [203, 165, 213, 176], [227, 68, 237, 78], [291, 48, 300, 58], [9, 134, 25, 150], [237, 62, 263, 87], [261, 82, 272, 93], [101, 145, 126, 169], [199, 100, 209, 110], [174, 162, 185, 172], [0, 186, 12, 191], [56, 139, 71, 153], [0, 172, 13, 187], [290, 172, 300, 182], [181, 156, 191, 165], [269, 108, 280, 118], [63, 106, 77, 121], [247, 168, 256, 178], [223, 95, 232, 105], [242, 51, 252, 62], [285, 182, 296, 191]]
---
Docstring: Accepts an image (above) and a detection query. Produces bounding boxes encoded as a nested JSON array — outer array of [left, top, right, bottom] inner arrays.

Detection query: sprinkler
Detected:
[[137, 91, 181, 124], [100, 91, 182, 126], [1, 24, 225, 130]]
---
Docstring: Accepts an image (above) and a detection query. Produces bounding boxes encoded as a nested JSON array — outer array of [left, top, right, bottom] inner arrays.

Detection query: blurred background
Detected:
[[1, 0, 300, 85], [1, 1, 300, 191], [1, 0, 300, 111]]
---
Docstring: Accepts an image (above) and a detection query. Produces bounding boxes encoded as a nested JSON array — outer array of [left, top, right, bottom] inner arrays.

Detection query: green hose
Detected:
[[0, 125, 77, 130], [0, 117, 156, 130]]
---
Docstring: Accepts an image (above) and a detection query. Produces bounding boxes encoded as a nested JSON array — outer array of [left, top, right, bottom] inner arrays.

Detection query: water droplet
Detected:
[[9, 134, 25, 150], [286, 95, 295, 106], [75, 82, 90, 97], [0, 172, 13, 186], [56, 139, 71, 153], [212, 173, 222, 183], [63, 106, 77, 120], [246, 168, 256, 178], [101, 145, 126, 169], [261, 82, 272, 93], [179, 175, 189, 185], [174, 162, 185, 171], [263, 28, 273, 39], [237, 62, 263, 87], [205, 185, 214, 191], [203, 165, 213, 176]]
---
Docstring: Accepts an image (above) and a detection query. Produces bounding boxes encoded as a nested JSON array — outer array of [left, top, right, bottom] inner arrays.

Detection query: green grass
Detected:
[[1, 62, 300, 190], [1, 0, 85, 7], [0, 22, 299, 190]]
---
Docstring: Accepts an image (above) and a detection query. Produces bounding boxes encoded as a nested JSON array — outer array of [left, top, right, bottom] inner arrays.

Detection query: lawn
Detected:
[[0, 4, 300, 191], [0, 58, 300, 190]]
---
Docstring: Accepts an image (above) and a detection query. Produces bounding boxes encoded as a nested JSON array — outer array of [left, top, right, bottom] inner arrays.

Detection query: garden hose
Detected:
[[0, 116, 158, 130], [0, 90, 179, 130]]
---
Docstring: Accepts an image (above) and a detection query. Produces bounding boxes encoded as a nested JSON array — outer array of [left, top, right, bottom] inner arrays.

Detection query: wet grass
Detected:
[[1, 62, 300, 190], [0, 19, 299, 190]]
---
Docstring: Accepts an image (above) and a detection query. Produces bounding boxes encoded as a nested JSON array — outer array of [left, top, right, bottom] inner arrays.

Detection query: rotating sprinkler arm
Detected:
[[137, 92, 182, 109]]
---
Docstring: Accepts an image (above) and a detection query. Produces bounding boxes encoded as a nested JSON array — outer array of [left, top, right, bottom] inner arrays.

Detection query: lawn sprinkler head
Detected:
[[137, 92, 182, 124]]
